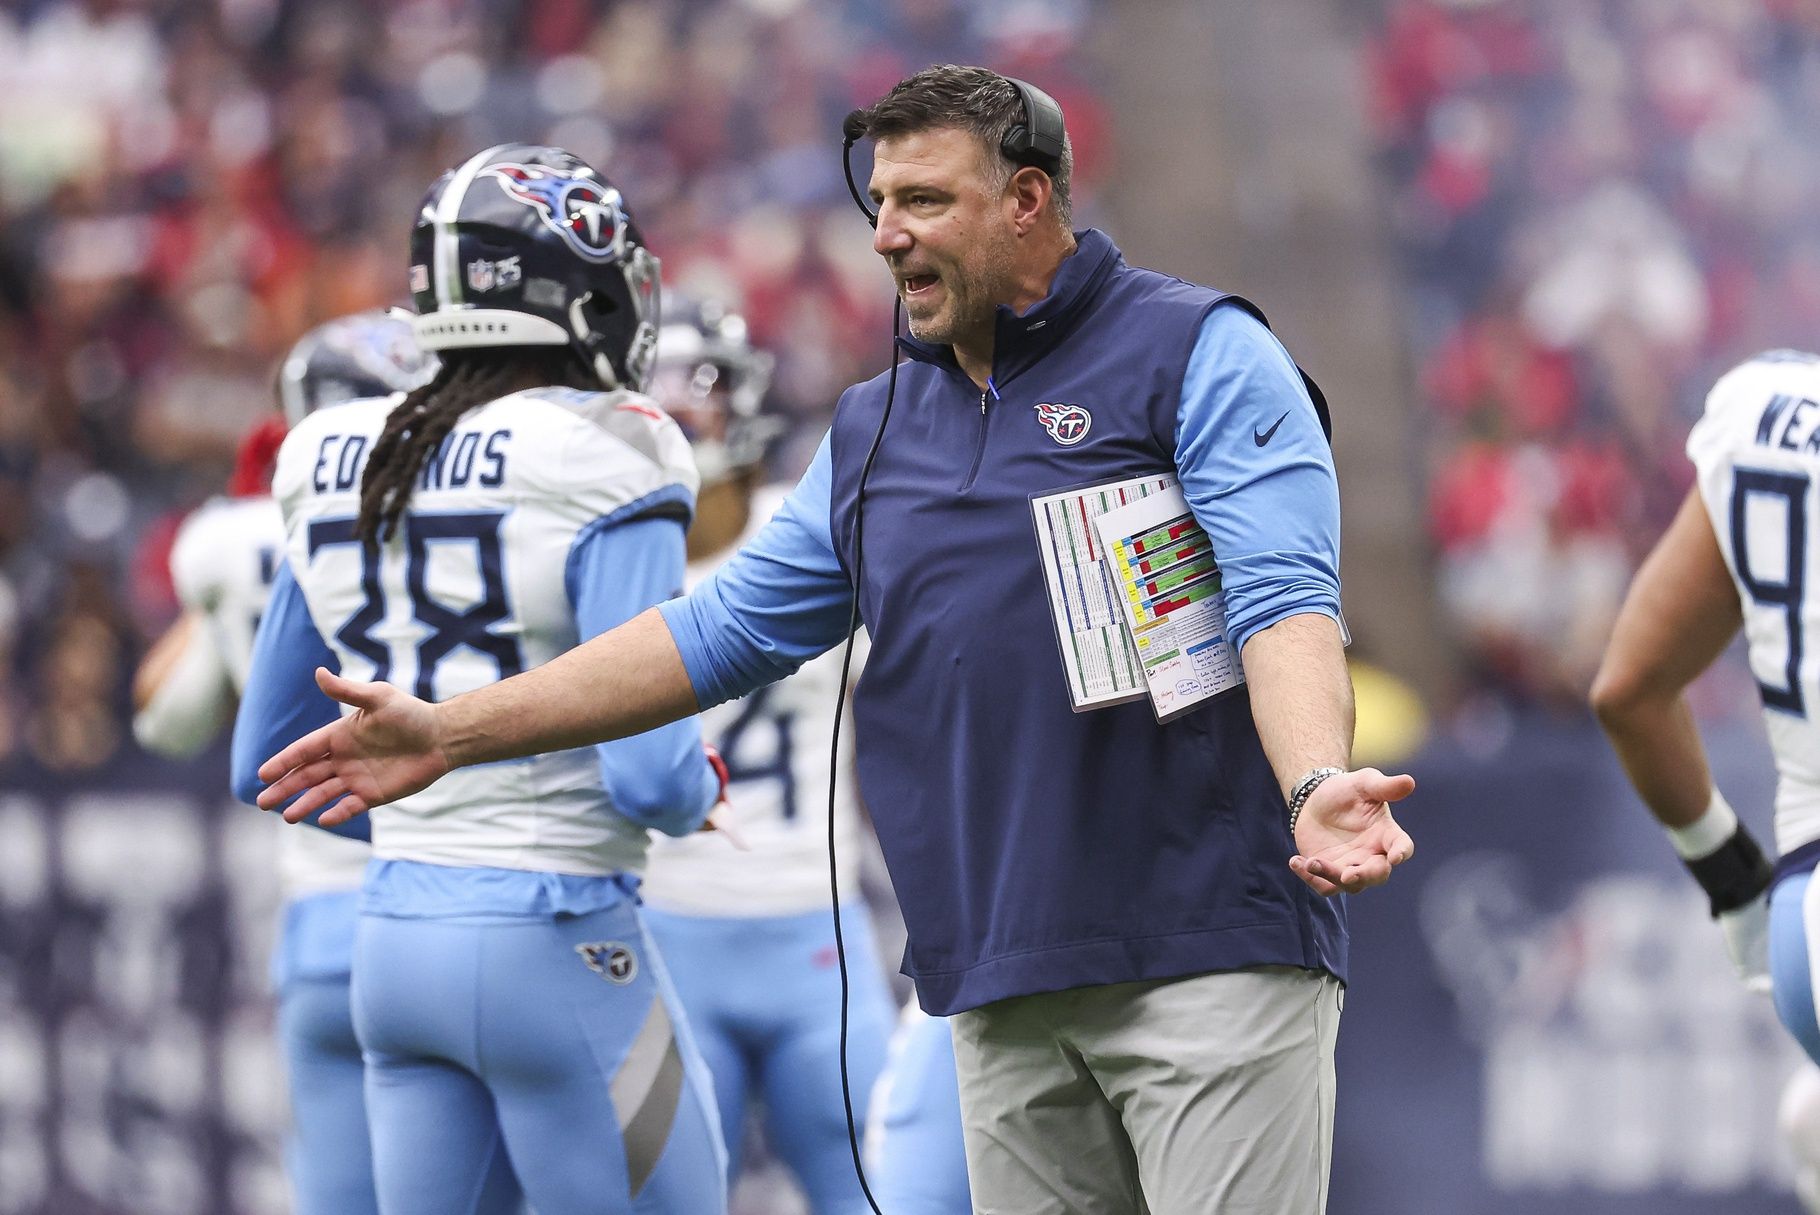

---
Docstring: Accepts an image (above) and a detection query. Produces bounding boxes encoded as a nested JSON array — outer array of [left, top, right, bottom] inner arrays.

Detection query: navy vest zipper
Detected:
[[959, 376, 1000, 493]]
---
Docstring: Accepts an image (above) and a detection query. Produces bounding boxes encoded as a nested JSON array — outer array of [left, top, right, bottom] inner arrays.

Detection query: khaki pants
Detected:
[[949, 966, 1342, 1214]]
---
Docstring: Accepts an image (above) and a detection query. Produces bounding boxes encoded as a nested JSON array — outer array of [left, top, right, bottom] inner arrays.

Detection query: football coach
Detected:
[[260, 65, 1417, 1213]]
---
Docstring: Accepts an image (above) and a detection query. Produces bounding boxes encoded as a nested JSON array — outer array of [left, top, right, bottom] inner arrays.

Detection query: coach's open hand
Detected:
[[258, 668, 449, 827], [1289, 768, 1416, 896]]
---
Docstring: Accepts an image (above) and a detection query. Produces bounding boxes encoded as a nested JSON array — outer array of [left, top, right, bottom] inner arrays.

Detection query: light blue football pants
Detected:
[[1772, 869, 1820, 1063], [353, 900, 727, 1215], [864, 1007, 972, 1215], [641, 902, 893, 1215], [275, 890, 380, 1215], [279, 976, 380, 1215]]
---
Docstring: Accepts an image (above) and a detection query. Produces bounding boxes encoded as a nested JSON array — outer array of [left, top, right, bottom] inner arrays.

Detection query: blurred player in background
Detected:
[[232, 143, 728, 1214], [637, 295, 895, 1213], [1593, 350, 1820, 1213], [863, 1005, 970, 1214], [133, 310, 433, 1215]]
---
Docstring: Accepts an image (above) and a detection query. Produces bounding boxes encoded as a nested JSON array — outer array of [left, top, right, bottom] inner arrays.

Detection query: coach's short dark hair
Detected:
[[852, 64, 1074, 227]]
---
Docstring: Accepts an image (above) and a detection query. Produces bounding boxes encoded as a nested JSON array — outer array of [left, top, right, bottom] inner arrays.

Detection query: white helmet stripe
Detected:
[[433, 144, 510, 310]]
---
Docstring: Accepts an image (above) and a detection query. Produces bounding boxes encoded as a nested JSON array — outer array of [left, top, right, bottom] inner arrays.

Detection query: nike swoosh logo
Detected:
[[1254, 412, 1289, 446]]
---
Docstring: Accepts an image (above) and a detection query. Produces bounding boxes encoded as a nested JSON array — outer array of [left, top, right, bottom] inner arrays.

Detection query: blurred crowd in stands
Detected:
[[18, 0, 1806, 765], [0, 0, 1101, 774], [1372, 0, 1820, 707]]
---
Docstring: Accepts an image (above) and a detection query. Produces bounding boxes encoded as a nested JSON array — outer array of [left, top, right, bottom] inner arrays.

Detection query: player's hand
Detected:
[[698, 805, 751, 850], [256, 668, 450, 827], [1718, 891, 1773, 994], [694, 745, 749, 849], [1290, 767, 1417, 896]]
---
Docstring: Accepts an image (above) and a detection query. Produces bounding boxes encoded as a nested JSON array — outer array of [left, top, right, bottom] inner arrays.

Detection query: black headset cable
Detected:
[[827, 293, 902, 1215]]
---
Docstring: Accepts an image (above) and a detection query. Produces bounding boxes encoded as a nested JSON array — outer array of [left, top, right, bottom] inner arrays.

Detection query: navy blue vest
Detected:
[[828, 229, 1346, 1015]]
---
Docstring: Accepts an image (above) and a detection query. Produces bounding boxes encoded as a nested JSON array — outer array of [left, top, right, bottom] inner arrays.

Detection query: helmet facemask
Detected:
[[652, 297, 780, 486], [569, 244, 661, 392]]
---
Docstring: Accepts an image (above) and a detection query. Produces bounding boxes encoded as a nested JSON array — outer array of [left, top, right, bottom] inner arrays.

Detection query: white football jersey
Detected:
[[170, 495, 286, 694], [640, 485, 869, 917], [166, 494, 373, 898], [1689, 350, 1820, 856], [274, 386, 700, 877]]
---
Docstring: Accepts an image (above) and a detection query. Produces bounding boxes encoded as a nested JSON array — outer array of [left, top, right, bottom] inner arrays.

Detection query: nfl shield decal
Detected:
[[1034, 401, 1092, 446], [576, 940, 639, 984], [465, 255, 522, 294], [484, 163, 629, 262]]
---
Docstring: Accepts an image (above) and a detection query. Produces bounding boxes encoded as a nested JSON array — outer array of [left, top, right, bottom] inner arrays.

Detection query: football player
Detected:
[[637, 296, 895, 1212], [1593, 350, 1820, 1195], [232, 144, 729, 1215], [133, 309, 433, 1215], [863, 1005, 971, 1214]]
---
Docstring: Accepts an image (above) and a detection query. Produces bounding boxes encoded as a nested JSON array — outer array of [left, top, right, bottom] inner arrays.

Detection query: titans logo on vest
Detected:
[[576, 941, 639, 984], [484, 162, 628, 262], [1034, 401, 1093, 446]]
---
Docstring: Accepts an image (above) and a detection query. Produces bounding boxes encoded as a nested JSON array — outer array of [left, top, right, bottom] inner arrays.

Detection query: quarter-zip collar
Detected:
[[895, 228, 1123, 389]]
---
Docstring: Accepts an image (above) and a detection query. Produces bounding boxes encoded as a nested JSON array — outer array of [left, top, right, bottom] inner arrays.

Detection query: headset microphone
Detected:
[[841, 110, 877, 228]]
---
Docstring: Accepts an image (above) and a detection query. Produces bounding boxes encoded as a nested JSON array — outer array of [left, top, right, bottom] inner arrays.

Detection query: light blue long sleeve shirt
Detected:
[[661, 306, 1341, 708]]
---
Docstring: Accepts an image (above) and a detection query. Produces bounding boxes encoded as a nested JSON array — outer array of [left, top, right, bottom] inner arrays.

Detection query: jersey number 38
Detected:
[[306, 511, 524, 700]]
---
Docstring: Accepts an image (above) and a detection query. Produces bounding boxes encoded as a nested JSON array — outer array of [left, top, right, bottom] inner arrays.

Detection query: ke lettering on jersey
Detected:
[[1750, 393, 1820, 456]]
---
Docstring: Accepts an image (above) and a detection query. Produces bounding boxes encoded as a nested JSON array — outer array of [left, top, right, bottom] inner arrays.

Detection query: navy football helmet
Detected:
[[651, 294, 779, 485], [408, 143, 661, 393], [278, 310, 437, 427]]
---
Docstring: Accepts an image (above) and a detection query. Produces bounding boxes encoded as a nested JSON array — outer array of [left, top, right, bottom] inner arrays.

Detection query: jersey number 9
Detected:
[[1732, 467, 1810, 715]]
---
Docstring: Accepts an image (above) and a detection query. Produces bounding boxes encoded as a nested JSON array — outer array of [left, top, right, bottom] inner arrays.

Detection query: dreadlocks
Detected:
[[355, 347, 595, 548]]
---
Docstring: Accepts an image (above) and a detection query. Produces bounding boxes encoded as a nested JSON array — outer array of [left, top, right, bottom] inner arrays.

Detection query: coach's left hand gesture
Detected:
[[1290, 768, 1416, 896]]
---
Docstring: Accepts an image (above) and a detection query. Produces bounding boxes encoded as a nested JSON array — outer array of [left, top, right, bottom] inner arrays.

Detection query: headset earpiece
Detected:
[[840, 78, 1066, 228], [999, 77, 1066, 178]]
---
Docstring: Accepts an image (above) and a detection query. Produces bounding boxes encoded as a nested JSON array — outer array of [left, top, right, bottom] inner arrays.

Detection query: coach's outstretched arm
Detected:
[[259, 608, 698, 826], [1243, 613, 1416, 896], [260, 437, 858, 827], [1178, 307, 1417, 898]]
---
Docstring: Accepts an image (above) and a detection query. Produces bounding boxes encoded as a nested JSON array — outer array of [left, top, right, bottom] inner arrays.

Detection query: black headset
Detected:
[[841, 76, 1067, 227]]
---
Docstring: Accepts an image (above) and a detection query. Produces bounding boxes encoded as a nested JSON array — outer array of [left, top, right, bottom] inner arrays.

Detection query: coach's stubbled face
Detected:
[[868, 126, 1021, 348]]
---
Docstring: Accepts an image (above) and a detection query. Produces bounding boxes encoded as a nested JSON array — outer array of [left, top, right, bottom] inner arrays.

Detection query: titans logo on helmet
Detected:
[[484, 163, 629, 263]]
